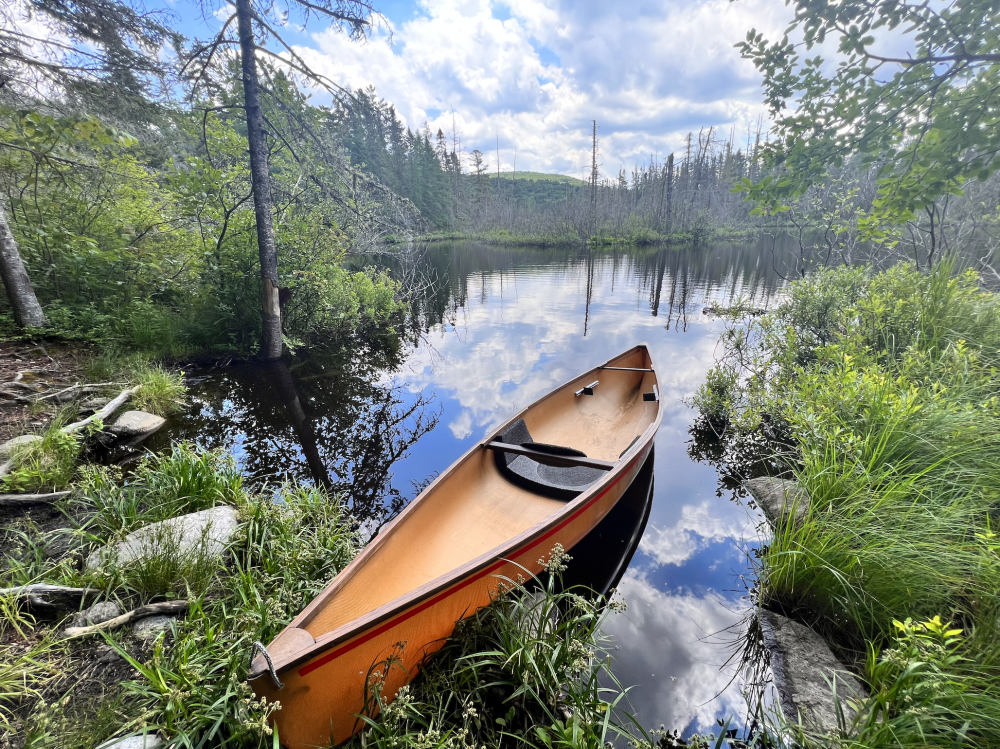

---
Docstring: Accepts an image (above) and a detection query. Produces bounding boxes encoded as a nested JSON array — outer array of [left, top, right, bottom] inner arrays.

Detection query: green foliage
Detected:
[[3, 443, 357, 747], [112, 480, 359, 747], [0, 80, 406, 359], [79, 442, 244, 540], [738, 0, 1000, 241], [700, 262, 1000, 746], [334, 86, 457, 230]]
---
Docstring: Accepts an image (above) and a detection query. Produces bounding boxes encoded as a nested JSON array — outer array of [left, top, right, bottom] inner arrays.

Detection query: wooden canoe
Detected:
[[248, 344, 663, 748]]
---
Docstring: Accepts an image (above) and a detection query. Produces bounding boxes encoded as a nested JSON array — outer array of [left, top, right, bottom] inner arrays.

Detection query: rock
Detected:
[[108, 410, 166, 439], [744, 477, 809, 528], [86, 505, 239, 572], [95, 734, 163, 749], [70, 600, 122, 628], [95, 644, 122, 665], [132, 614, 173, 639], [0, 433, 41, 457], [760, 610, 867, 734]]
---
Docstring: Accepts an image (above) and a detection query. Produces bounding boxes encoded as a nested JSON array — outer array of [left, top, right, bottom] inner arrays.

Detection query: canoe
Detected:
[[248, 344, 663, 748]]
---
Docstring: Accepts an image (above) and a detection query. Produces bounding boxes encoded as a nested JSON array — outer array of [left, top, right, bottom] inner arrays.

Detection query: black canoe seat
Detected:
[[493, 419, 606, 500]]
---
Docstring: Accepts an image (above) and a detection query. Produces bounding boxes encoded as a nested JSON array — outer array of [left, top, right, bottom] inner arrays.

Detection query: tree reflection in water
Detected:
[[146, 347, 439, 527]]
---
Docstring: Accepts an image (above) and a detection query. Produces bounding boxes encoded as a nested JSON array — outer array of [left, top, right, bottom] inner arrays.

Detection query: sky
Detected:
[[155, 0, 792, 178], [300, 0, 793, 177]]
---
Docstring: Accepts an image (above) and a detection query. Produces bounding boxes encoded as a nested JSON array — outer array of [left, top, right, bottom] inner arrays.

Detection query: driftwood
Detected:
[[62, 599, 189, 638], [0, 583, 100, 609], [37, 382, 123, 402], [62, 387, 136, 435], [0, 490, 71, 506]]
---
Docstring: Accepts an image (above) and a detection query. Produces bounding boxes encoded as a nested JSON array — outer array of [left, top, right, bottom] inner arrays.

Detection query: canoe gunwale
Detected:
[[250, 343, 661, 682]]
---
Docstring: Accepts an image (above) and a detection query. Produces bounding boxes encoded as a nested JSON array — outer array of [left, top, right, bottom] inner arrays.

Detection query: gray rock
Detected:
[[95, 734, 163, 749], [108, 410, 166, 438], [132, 614, 173, 639], [70, 600, 122, 628], [745, 477, 809, 528], [0, 433, 41, 457], [760, 610, 867, 734], [86, 505, 239, 572], [95, 644, 122, 665]]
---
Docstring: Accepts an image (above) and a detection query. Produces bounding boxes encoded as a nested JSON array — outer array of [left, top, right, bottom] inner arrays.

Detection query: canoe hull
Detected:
[[253, 441, 653, 749]]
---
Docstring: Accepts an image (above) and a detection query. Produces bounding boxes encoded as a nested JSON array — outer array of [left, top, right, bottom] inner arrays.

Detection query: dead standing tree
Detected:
[[185, 0, 384, 361]]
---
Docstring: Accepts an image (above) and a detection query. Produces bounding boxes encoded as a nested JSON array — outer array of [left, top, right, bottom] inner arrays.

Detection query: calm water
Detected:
[[147, 241, 790, 736]]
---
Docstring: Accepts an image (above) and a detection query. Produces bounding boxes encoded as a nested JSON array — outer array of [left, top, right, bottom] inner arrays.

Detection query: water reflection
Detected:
[[156, 240, 791, 735], [144, 352, 439, 522], [561, 449, 655, 597]]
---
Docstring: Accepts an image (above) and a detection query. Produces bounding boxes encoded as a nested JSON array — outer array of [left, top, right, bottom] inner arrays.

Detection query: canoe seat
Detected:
[[493, 419, 606, 500]]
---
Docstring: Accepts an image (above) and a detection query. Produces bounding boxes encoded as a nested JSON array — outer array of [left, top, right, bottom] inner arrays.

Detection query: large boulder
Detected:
[[760, 610, 868, 734], [86, 506, 239, 572], [108, 410, 166, 440], [744, 477, 809, 528]]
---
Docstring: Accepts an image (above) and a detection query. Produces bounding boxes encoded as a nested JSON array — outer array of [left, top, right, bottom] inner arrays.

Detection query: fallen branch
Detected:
[[36, 382, 80, 401], [0, 583, 100, 609], [62, 600, 189, 638], [62, 387, 136, 435], [0, 583, 97, 597], [0, 490, 71, 506], [40, 382, 123, 401]]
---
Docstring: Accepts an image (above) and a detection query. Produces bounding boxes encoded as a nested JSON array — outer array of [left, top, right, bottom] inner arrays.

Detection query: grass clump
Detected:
[[1, 419, 83, 492], [698, 260, 1000, 747], [84, 352, 186, 416], [78, 442, 244, 541], [2, 443, 360, 748]]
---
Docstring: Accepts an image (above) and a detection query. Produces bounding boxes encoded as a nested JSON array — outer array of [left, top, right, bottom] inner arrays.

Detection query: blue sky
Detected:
[[165, 0, 792, 176]]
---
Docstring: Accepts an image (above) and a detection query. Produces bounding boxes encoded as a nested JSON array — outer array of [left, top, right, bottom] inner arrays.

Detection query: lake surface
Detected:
[[148, 240, 790, 737]]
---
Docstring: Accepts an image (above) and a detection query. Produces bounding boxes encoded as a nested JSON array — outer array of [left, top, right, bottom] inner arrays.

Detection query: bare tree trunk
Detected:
[[236, 0, 282, 361], [0, 203, 46, 328]]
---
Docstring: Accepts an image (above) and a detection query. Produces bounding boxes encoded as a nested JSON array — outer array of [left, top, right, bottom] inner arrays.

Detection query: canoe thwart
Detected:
[[575, 380, 600, 397], [643, 384, 659, 402], [487, 441, 615, 470]]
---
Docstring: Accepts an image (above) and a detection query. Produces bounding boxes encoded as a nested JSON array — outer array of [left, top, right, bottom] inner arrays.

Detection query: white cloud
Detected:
[[293, 0, 792, 176], [603, 568, 754, 732], [640, 498, 757, 567]]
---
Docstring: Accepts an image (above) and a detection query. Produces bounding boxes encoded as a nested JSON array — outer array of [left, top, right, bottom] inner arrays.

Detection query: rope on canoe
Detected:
[[251, 641, 284, 689]]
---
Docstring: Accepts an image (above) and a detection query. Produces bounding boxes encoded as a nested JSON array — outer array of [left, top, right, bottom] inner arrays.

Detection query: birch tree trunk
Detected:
[[235, 0, 283, 361], [0, 203, 45, 328]]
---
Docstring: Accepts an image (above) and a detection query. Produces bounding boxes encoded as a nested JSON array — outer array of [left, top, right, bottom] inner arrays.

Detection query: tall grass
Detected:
[[699, 261, 1000, 747]]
